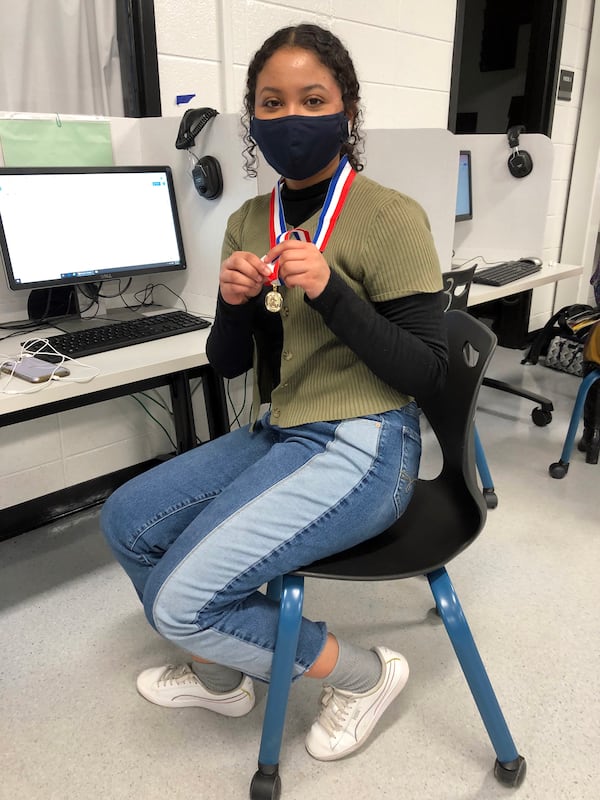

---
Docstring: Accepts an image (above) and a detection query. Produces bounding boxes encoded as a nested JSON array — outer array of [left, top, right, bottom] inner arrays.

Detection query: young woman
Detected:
[[101, 23, 448, 762]]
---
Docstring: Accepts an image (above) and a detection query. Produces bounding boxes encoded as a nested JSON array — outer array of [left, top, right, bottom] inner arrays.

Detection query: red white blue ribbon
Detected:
[[264, 155, 356, 285]]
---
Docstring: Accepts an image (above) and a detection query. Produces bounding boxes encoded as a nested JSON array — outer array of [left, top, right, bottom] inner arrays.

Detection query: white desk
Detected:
[[0, 320, 232, 539], [467, 262, 583, 307], [0, 324, 229, 453]]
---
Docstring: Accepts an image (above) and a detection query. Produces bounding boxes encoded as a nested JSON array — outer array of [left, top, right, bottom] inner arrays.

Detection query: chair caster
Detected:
[[250, 767, 282, 800], [549, 460, 569, 479], [532, 407, 552, 426], [482, 488, 498, 509], [494, 755, 527, 787]]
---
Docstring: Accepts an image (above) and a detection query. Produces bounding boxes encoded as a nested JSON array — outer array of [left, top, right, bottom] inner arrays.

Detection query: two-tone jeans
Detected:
[[100, 404, 421, 682]]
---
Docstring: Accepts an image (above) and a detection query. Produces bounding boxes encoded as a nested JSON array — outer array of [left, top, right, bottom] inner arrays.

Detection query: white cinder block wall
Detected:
[[155, 0, 457, 127], [154, 0, 595, 264], [1, 0, 596, 509]]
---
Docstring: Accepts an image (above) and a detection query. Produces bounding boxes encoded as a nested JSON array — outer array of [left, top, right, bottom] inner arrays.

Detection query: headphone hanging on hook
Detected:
[[507, 125, 533, 179], [191, 153, 223, 200], [175, 107, 223, 200]]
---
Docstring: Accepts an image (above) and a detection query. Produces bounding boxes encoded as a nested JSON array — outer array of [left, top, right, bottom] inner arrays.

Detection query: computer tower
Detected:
[[471, 289, 532, 349]]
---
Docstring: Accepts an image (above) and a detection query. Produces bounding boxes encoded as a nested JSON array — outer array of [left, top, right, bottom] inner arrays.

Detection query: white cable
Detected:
[[0, 339, 101, 395], [20, 338, 101, 382]]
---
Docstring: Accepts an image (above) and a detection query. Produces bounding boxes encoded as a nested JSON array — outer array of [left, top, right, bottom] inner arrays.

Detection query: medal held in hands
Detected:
[[264, 265, 283, 312], [264, 289, 283, 312], [263, 155, 356, 312], [262, 232, 308, 314]]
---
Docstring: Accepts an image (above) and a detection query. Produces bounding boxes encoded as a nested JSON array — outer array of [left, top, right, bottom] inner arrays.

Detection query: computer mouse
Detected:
[[520, 257, 543, 267]]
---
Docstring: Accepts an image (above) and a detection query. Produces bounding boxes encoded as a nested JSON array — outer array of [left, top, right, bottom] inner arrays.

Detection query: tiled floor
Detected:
[[1, 347, 598, 800]]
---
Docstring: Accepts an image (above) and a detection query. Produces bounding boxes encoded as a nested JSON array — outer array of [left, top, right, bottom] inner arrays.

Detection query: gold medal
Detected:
[[265, 286, 283, 313]]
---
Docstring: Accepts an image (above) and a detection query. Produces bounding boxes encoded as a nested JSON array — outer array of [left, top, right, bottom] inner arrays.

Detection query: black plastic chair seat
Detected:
[[296, 471, 484, 581]]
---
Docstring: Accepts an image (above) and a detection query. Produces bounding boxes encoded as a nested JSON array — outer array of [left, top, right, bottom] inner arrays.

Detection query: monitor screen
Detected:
[[455, 150, 473, 222], [0, 165, 186, 291]]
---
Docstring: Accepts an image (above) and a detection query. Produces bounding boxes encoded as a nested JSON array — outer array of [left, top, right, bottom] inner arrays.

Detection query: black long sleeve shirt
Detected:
[[207, 178, 448, 405]]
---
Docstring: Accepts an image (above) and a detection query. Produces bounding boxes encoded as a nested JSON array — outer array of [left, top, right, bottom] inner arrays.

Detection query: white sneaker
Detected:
[[136, 663, 255, 717], [305, 646, 409, 761]]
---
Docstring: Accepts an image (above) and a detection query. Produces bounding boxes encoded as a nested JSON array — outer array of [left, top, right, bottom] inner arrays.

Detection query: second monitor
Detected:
[[455, 150, 473, 222]]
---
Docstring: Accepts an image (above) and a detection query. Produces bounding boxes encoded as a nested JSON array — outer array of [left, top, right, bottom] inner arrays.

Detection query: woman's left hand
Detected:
[[264, 240, 330, 300]]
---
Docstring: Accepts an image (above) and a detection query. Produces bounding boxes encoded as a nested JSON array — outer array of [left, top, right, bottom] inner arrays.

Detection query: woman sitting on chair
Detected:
[[101, 23, 448, 762]]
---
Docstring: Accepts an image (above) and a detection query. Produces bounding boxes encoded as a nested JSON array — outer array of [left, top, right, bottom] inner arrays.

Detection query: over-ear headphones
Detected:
[[507, 125, 533, 179], [175, 107, 223, 200], [192, 155, 223, 200]]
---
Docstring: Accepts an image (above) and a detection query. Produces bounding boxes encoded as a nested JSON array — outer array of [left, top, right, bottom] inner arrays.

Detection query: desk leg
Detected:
[[169, 372, 197, 453], [201, 366, 230, 440], [169, 367, 229, 452]]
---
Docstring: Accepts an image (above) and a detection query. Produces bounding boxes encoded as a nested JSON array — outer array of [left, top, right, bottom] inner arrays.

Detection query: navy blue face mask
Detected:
[[249, 111, 349, 180]]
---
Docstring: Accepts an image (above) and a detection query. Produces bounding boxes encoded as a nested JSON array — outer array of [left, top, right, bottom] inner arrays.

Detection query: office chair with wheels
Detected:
[[250, 311, 526, 800], [447, 268, 555, 428], [442, 268, 498, 508]]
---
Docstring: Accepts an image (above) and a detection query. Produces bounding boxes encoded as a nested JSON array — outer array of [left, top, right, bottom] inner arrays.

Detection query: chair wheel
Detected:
[[250, 769, 282, 800], [483, 489, 498, 509], [549, 460, 569, 478], [532, 407, 552, 426], [494, 755, 527, 787]]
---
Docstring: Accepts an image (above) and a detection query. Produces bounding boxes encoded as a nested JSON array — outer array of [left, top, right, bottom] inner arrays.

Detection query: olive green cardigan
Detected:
[[221, 173, 442, 427]]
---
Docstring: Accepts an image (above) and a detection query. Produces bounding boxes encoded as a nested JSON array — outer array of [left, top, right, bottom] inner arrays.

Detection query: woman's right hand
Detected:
[[219, 251, 273, 305]]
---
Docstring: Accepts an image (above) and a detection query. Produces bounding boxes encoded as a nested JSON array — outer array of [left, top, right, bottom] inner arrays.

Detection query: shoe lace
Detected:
[[317, 686, 357, 737], [159, 664, 197, 686]]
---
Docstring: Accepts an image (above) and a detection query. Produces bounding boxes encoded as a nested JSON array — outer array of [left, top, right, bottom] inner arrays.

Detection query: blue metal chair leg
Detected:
[[560, 369, 600, 462], [427, 567, 526, 787], [475, 425, 497, 509], [251, 575, 304, 800], [549, 369, 600, 478]]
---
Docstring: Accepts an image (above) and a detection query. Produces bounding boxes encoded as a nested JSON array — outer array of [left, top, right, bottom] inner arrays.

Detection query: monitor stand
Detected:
[[54, 305, 147, 333], [27, 286, 80, 323], [26, 286, 154, 333]]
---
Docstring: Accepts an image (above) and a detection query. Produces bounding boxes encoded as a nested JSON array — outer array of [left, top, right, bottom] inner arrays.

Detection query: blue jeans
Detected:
[[101, 404, 421, 682]]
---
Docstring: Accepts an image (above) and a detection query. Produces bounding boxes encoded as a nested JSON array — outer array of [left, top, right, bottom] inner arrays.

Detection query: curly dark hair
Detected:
[[241, 24, 364, 177]]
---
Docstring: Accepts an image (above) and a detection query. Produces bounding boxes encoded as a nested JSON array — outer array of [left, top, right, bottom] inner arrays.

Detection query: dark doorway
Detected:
[[448, 0, 566, 135], [116, 0, 161, 118]]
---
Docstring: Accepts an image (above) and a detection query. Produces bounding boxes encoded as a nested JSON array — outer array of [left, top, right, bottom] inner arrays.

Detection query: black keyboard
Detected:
[[24, 310, 211, 362], [472, 260, 542, 287]]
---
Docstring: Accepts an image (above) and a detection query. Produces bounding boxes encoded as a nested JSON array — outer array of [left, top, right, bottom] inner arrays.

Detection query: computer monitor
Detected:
[[455, 150, 473, 222], [0, 165, 186, 322]]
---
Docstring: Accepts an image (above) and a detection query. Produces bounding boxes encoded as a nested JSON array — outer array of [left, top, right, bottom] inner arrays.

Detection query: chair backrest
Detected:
[[442, 265, 477, 311], [391, 309, 497, 572], [297, 310, 498, 581], [422, 309, 495, 480]]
